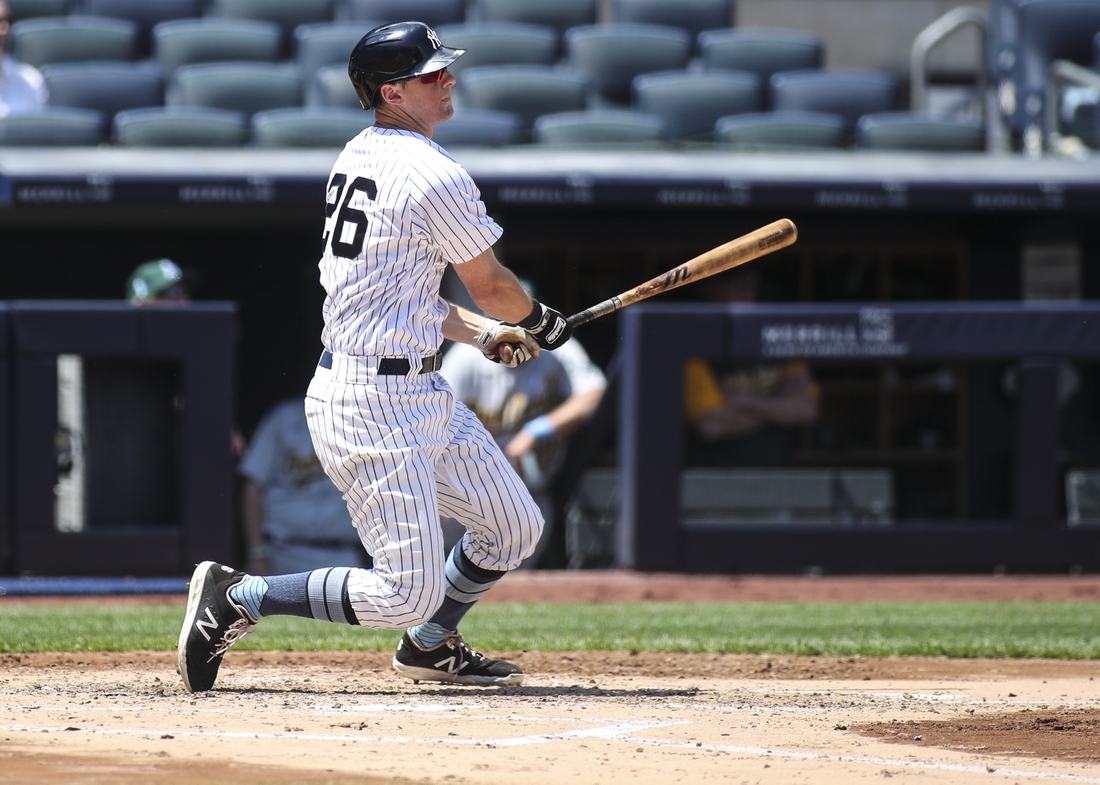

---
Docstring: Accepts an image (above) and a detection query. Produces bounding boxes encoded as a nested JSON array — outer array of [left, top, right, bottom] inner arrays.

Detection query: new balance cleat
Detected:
[[392, 631, 524, 686], [177, 561, 257, 693]]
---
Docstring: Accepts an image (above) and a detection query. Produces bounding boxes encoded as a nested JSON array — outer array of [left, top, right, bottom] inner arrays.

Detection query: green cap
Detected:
[[126, 259, 185, 302]]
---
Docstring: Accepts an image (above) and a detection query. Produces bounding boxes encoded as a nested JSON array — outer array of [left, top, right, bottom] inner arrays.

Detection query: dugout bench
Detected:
[[615, 302, 1100, 574], [0, 302, 236, 577]]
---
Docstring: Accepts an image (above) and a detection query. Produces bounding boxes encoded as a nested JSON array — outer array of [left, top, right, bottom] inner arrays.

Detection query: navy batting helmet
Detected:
[[348, 21, 464, 110]]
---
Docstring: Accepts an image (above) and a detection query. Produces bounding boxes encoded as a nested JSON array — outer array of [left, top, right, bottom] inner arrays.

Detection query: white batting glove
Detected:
[[475, 321, 540, 368]]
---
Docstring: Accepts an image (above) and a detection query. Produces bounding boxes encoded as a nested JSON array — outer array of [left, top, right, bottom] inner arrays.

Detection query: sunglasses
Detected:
[[418, 68, 448, 84]]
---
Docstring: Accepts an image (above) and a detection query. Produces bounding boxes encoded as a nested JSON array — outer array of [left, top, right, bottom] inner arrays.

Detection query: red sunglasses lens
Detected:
[[420, 69, 447, 84]]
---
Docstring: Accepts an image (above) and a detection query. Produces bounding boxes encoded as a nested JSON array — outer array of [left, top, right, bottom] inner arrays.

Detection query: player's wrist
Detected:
[[522, 415, 554, 442], [517, 299, 544, 330]]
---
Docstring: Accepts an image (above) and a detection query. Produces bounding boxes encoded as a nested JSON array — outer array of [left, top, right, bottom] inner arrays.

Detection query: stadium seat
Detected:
[[457, 64, 587, 130], [169, 62, 302, 117], [565, 23, 692, 107], [207, 0, 337, 54], [338, 0, 465, 28], [1010, 0, 1100, 151], [855, 112, 987, 151], [431, 108, 523, 147], [769, 69, 898, 133], [153, 19, 282, 79], [113, 106, 247, 146], [10, 16, 137, 67], [471, 0, 597, 34], [714, 110, 847, 149], [5, 0, 70, 22], [608, 0, 733, 38], [251, 107, 373, 147], [632, 69, 759, 141], [40, 62, 164, 133], [0, 107, 105, 145], [534, 109, 665, 145], [435, 22, 559, 76], [698, 28, 823, 105], [82, 0, 201, 58], [293, 23, 370, 86], [306, 64, 362, 108]]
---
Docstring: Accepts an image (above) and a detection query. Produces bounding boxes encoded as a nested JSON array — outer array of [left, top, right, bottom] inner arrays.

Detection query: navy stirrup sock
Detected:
[[409, 547, 505, 650], [229, 568, 359, 625]]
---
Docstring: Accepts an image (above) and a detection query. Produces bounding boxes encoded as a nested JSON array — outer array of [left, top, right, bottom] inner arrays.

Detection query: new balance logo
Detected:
[[195, 607, 218, 642], [433, 655, 459, 674]]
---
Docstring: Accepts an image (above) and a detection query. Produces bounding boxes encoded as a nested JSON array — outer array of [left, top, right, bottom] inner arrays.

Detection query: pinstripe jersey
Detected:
[[305, 122, 543, 629], [318, 127, 502, 358]]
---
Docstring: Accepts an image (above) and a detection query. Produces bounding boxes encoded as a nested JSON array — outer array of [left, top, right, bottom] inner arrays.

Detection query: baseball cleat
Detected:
[[392, 631, 524, 686], [177, 561, 256, 693]]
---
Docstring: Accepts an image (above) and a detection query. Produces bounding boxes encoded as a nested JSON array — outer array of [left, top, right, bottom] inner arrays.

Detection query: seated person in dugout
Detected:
[[684, 270, 820, 467]]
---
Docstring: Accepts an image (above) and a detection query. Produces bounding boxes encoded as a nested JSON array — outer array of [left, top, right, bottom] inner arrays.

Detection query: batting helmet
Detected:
[[348, 21, 464, 110]]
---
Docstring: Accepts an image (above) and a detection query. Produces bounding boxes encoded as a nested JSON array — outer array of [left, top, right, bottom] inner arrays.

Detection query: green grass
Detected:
[[1, 602, 1099, 658]]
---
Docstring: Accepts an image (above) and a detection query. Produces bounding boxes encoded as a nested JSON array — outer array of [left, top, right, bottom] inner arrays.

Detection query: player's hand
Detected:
[[476, 320, 539, 368], [517, 299, 573, 350], [504, 429, 536, 459]]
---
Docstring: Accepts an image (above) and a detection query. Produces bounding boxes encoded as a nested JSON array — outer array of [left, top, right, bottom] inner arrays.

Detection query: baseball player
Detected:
[[178, 21, 572, 693]]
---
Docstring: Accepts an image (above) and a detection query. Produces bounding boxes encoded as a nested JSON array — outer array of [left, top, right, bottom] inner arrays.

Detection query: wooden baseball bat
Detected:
[[566, 218, 798, 328]]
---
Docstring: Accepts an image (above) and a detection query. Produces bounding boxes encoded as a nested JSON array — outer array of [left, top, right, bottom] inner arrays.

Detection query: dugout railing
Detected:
[[616, 302, 1100, 574]]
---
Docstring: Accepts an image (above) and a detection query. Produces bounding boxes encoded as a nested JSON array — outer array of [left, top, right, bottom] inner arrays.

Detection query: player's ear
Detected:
[[378, 83, 404, 106]]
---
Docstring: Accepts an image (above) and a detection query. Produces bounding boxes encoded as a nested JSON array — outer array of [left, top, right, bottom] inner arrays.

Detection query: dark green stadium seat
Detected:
[[82, 0, 201, 58], [6, 0, 70, 22], [769, 69, 898, 134], [294, 23, 372, 86], [457, 65, 588, 130], [856, 112, 986, 152], [472, 0, 597, 34], [632, 69, 759, 141], [10, 16, 137, 67], [307, 64, 361, 109], [698, 28, 823, 106], [40, 62, 164, 133], [208, 0, 337, 55], [609, 0, 733, 38], [170, 62, 302, 117], [431, 108, 522, 147], [0, 107, 105, 145], [251, 107, 373, 147], [714, 110, 847, 149], [534, 109, 665, 146], [339, 0, 464, 28], [566, 23, 691, 107], [153, 18, 282, 79], [435, 22, 559, 77], [113, 106, 248, 146]]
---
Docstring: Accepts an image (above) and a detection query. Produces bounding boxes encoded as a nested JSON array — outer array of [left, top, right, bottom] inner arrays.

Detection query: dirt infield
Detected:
[[2, 572, 1100, 785]]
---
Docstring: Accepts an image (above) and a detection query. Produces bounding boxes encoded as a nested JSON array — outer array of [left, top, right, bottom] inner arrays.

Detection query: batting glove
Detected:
[[517, 299, 573, 350], [475, 320, 539, 368]]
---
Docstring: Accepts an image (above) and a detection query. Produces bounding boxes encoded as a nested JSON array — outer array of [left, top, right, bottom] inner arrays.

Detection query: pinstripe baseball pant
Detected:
[[305, 352, 543, 629]]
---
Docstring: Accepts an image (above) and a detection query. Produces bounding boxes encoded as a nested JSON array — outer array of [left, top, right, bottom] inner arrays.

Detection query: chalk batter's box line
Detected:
[[2, 723, 1099, 785]]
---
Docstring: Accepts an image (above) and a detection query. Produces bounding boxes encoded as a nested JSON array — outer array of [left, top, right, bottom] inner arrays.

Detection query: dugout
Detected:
[[615, 303, 1100, 574], [3, 147, 1100, 574], [0, 302, 236, 577]]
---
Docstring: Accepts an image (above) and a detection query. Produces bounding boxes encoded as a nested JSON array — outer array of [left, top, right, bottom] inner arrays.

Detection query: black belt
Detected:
[[319, 350, 442, 374]]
